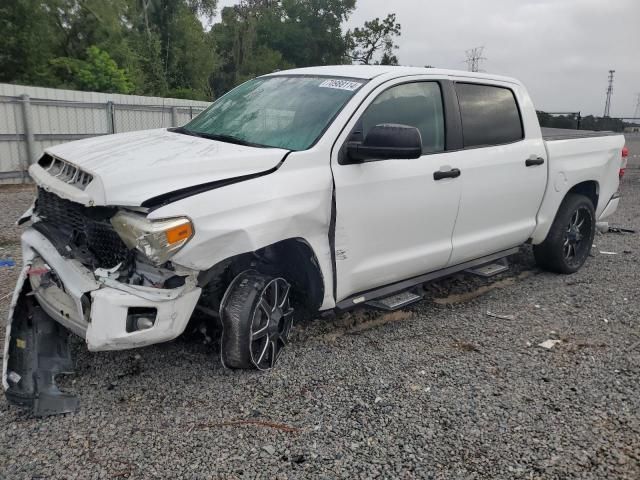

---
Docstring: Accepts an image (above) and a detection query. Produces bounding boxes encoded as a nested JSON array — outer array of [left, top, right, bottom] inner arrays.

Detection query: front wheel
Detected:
[[533, 193, 595, 274], [220, 270, 294, 370]]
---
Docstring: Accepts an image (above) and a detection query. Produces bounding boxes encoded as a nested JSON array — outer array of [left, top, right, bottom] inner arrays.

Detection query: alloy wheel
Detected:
[[563, 206, 591, 266], [249, 278, 294, 370]]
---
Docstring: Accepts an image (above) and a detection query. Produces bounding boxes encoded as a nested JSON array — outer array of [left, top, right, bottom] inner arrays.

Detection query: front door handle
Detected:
[[526, 157, 545, 167], [433, 168, 461, 180]]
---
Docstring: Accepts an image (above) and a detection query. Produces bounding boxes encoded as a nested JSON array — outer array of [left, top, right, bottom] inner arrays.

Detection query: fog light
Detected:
[[136, 317, 154, 330], [126, 307, 157, 332]]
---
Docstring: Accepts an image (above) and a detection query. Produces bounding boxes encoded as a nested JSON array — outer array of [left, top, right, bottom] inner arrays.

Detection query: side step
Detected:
[[336, 247, 520, 312], [465, 258, 509, 278], [366, 291, 423, 311]]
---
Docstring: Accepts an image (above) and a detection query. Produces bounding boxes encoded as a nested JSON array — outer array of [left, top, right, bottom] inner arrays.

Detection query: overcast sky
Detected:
[[215, 0, 640, 116]]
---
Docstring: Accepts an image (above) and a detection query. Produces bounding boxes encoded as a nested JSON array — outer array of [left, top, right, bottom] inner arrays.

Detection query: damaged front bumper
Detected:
[[2, 227, 201, 416]]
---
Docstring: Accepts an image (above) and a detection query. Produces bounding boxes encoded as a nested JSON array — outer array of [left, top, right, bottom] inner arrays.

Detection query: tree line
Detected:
[[1, 0, 402, 100], [537, 111, 636, 133]]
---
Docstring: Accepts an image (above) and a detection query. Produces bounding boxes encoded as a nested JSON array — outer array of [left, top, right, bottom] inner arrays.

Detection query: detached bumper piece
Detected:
[[598, 192, 620, 222], [5, 284, 79, 417]]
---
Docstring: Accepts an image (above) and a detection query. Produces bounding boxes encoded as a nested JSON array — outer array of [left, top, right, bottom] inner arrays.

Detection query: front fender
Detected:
[[152, 154, 336, 310]]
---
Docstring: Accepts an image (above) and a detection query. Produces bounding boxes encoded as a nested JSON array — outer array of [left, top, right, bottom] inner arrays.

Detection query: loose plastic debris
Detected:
[[0, 259, 16, 267], [486, 311, 515, 320], [94, 262, 122, 279], [608, 226, 636, 234], [262, 445, 276, 455], [538, 339, 561, 349]]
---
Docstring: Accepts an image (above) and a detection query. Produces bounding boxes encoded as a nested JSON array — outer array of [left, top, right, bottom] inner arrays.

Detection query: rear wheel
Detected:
[[220, 270, 294, 370], [533, 193, 595, 274]]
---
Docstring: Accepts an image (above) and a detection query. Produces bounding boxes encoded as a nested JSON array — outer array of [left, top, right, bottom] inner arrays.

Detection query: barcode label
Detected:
[[319, 79, 363, 91]]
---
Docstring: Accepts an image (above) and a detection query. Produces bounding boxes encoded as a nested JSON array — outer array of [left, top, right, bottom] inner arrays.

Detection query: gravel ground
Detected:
[[1, 135, 639, 479]]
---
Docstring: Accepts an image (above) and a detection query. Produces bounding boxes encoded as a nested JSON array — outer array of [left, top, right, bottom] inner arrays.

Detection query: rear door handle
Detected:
[[433, 168, 461, 180], [526, 157, 545, 167]]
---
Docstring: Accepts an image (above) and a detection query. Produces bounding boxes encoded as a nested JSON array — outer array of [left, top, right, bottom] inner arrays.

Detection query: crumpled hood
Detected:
[[37, 129, 288, 207]]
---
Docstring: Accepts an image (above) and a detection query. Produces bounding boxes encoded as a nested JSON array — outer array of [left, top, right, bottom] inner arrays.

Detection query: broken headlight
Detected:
[[111, 211, 194, 266]]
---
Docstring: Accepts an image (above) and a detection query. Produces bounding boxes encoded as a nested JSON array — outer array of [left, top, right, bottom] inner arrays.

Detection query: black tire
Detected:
[[533, 193, 595, 274], [220, 270, 294, 370]]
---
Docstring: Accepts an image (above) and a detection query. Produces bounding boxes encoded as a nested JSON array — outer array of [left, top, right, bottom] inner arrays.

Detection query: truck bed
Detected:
[[541, 127, 620, 141]]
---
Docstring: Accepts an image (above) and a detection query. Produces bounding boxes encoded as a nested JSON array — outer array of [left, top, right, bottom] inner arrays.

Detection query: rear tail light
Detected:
[[620, 146, 628, 179]]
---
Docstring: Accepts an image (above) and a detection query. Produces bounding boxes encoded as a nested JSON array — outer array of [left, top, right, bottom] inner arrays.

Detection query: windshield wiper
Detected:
[[169, 126, 198, 137], [169, 127, 267, 148]]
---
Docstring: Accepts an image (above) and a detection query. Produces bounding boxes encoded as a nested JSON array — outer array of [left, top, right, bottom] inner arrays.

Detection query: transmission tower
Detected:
[[465, 46, 486, 72], [634, 93, 640, 119], [603, 70, 615, 117]]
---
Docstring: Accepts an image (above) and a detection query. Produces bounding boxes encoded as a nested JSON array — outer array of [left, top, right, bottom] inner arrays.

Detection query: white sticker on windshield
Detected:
[[319, 79, 363, 91]]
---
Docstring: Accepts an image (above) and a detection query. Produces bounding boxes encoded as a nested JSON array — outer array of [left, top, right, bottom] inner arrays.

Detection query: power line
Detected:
[[465, 46, 486, 73], [603, 69, 615, 117]]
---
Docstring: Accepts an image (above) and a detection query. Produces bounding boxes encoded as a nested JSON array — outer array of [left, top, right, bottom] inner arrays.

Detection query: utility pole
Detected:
[[634, 93, 640, 119], [603, 70, 615, 117], [465, 46, 486, 72]]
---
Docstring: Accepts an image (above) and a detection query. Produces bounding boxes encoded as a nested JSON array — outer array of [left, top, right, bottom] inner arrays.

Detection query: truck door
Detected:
[[331, 80, 462, 301], [447, 81, 548, 266]]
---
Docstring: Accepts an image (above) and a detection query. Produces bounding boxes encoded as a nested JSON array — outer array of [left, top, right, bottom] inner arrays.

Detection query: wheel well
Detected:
[[567, 181, 598, 209], [197, 238, 325, 314]]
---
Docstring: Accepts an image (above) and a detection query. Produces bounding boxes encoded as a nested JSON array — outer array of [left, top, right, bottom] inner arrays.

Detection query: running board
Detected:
[[336, 247, 520, 311], [366, 291, 423, 311], [465, 258, 509, 277]]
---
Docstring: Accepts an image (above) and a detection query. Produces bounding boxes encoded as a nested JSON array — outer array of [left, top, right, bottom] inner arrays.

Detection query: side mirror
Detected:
[[346, 124, 422, 163]]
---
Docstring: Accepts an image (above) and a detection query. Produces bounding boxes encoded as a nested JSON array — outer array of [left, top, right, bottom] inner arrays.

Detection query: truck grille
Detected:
[[35, 188, 131, 269]]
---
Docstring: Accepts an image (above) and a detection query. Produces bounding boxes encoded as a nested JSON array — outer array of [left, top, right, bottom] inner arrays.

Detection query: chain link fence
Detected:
[[0, 92, 209, 183]]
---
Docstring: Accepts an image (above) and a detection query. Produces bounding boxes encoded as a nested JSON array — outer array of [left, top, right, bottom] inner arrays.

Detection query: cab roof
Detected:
[[264, 65, 520, 85]]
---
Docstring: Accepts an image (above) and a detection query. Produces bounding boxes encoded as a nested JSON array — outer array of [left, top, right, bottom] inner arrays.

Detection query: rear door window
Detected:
[[455, 83, 523, 148]]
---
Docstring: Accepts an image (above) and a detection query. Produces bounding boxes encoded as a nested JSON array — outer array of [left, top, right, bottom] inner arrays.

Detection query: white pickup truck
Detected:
[[3, 66, 626, 415]]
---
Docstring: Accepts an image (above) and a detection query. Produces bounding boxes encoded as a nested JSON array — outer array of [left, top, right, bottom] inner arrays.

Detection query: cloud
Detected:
[[346, 0, 640, 116]]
